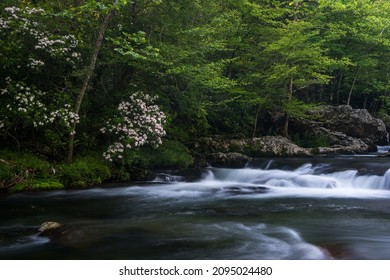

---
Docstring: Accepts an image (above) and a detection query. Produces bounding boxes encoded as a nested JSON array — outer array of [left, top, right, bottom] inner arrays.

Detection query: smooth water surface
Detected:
[[2, 154, 390, 259]]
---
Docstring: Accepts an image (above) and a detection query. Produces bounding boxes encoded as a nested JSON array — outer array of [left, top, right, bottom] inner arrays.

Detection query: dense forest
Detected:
[[1, 0, 390, 191]]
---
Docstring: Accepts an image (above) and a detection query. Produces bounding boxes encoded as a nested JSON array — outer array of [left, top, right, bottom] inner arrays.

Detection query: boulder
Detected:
[[206, 152, 251, 168], [197, 136, 311, 163], [38, 221, 65, 237], [307, 105, 388, 145], [249, 136, 312, 157], [309, 127, 376, 154], [38, 221, 77, 242]]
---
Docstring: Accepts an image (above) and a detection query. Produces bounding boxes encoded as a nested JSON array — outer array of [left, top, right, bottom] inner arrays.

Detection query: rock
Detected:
[[197, 136, 311, 166], [38, 221, 75, 241], [38, 222, 64, 235], [308, 127, 376, 155], [249, 136, 312, 157], [221, 185, 269, 195], [307, 105, 388, 145], [195, 105, 387, 164], [380, 151, 390, 157], [289, 105, 388, 155], [207, 152, 251, 168]]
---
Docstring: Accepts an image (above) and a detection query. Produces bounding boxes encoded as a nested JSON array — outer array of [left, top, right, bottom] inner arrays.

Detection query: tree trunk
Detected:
[[131, 0, 137, 24], [66, 10, 114, 163], [252, 105, 261, 138], [347, 67, 360, 106], [336, 72, 343, 104], [282, 77, 294, 138]]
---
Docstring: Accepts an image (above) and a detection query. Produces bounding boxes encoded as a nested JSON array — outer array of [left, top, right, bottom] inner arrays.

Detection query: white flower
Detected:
[[101, 91, 166, 161]]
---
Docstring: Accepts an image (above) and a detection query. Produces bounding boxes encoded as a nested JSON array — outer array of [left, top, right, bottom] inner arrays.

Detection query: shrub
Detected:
[[0, 150, 51, 178], [140, 140, 194, 169], [292, 132, 330, 148], [0, 150, 52, 191], [58, 156, 111, 188]]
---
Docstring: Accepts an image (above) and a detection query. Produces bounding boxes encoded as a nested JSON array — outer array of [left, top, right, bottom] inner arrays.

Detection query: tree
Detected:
[[317, 0, 390, 108], [66, 2, 116, 162], [0, 5, 81, 151]]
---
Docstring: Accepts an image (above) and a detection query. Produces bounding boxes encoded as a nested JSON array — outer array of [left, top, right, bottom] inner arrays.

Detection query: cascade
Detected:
[[206, 163, 390, 191]]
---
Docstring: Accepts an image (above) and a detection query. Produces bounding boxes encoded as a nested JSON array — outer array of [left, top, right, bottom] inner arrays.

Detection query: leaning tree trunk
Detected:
[[66, 10, 114, 163]]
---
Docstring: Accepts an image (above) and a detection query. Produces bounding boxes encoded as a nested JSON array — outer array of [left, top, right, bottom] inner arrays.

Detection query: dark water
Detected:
[[2, 151, 390, 260]]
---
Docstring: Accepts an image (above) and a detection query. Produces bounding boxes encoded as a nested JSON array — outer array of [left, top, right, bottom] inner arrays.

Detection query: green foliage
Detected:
[[0, 150, 51, 178], [0, 161, 14, 190], [0, 150, 52, 191], [292, 132, 330, 148], [57, 156, 111, 188], [10, 179, 64, 192], [109, 31, 160, 62], [108, 140, 194, 181], [1, 0, 390, 179], [140, 140, 194, 169], [284, 99, 319, 119]]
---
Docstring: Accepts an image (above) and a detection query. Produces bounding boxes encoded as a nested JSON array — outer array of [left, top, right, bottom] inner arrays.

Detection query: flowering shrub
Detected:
[[0, 78, 79, 135], [0, 6, 82, 146], [0, 6, 81, 71], [100, 92, 166, 161]]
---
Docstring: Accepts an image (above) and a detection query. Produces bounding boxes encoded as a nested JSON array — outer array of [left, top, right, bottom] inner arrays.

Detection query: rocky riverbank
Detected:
[[194, 105, 389, 168]]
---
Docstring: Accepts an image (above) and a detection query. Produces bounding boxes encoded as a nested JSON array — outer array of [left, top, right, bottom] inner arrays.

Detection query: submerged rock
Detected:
[[38, 221, 64, 236], [38, 221, 80, 242], [221, 185, 269, 195]]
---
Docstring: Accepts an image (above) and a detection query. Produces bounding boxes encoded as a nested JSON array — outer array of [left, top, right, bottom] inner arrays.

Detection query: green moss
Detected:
[[10, 180, 64, 192]]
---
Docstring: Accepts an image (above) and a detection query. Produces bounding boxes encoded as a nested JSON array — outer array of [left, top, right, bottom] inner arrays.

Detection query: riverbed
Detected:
[[1, 152, 390, 259]]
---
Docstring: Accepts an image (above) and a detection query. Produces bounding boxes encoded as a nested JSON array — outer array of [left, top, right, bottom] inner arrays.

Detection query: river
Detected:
[[1, 149, 390, 260]]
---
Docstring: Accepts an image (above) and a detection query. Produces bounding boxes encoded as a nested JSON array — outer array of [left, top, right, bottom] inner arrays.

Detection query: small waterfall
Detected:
[[264, 160, 274, 170], [207, 163, 390, 191], [202, 169, 216, 181], [377, 146, 390, 154], [153, 173, 184, 183]]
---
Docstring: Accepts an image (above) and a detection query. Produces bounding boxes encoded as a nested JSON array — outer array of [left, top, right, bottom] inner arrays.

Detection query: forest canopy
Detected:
[[1, 0, 390, 177]]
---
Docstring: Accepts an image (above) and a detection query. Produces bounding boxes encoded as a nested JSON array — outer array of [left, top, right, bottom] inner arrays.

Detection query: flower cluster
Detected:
[[1, 6, 81, 70], [0, 18, 9, 29], [27, 57, 45, 70], [0, 78, 79, 133], [101, 92, 166, 161]]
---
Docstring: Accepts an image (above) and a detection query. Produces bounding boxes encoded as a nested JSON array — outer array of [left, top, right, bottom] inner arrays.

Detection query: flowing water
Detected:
[[2, 149, 390, 260]]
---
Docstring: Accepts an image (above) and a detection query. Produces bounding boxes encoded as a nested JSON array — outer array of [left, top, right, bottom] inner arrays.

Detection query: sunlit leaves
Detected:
[[110, 31, 160, 61]]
